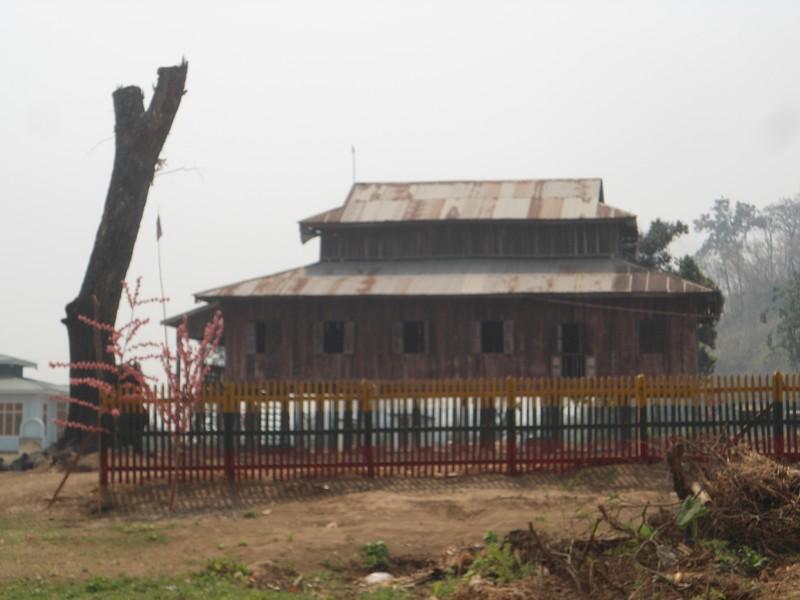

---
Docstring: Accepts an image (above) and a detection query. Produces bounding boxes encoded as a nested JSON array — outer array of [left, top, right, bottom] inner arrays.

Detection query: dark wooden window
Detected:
[[472, 321, 513, 354], [640, 319, 667, 353], [323, 321, 345, 354], [313, 321, 354, 354], [480, 321, 504, 353], [255, 322, 267, 353], [558, 323, 587, 377], [403, 321, 426, 354], [560, 323, 584, 354], [247, 320, 280, 355]]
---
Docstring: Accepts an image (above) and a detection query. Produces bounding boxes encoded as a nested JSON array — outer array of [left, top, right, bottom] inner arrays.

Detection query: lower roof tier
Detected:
[[195, 258, 716, 300]]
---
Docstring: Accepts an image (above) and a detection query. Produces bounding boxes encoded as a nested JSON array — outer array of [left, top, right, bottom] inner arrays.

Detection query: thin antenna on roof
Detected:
[[156, 209, 169, 348], [351, 145, 356, 183]]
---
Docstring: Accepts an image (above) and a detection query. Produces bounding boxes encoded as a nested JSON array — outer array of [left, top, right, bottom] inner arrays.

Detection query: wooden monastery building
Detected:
[[168, 179, 720, 380]]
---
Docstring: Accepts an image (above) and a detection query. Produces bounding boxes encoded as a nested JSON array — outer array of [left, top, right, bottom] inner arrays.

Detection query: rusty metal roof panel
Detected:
[[196, 258, 714, 299], [300, 179, 634, 227]]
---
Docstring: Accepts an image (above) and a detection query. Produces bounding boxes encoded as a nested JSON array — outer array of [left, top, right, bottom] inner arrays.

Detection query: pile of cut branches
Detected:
[[497, 503, 760, 599], [666, 437, 800, 555], [439, 438, 800, 599]]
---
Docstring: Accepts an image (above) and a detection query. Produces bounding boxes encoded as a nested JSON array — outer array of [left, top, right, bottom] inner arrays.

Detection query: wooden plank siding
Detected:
[[221, 296, 699, 381], [318, 221, 636, 262]]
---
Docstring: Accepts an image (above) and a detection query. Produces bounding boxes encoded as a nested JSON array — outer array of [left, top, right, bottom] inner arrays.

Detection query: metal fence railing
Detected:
[[99, 373, 800, 487]]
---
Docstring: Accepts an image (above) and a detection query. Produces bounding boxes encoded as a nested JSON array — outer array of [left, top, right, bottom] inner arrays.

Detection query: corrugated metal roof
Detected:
[[196, 258, 714, 299], [301, 179, 634, 231], [0, 354, 36, 369], [162, 302, 220, 339]]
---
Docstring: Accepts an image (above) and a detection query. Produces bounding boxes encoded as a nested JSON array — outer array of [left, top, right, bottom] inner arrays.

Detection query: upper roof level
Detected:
[[300, 178, 638, 262], [300, 178, 634, 240]]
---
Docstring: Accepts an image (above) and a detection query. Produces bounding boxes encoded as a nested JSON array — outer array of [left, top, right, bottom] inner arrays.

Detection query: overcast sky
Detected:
[[2, 1, 800, 382]]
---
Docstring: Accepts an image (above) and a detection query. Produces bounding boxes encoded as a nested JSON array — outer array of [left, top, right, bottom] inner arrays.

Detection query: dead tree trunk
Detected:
[[61, 61, 188, 449]]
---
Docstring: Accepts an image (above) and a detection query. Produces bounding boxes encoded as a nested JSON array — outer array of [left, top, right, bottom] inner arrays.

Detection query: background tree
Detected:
[[635, 219, 688, 271], [691, 194, 800, 373], [694, 198, 760, 313], [635, 220, 722, 375], [767, 272, 800, 370], [677, 256, 721, 374], [61, 61, 188, 449]]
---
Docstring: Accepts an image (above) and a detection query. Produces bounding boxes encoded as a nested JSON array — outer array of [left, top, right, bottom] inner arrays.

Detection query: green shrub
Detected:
[[467, 536, 531, 584], [702, 539, 767, 576], [358, 540, 391, 570], [202, 557, 252, 579]]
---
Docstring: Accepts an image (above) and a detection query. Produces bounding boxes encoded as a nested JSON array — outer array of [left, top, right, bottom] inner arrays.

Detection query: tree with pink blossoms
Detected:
[[51, 277, 223, 509]]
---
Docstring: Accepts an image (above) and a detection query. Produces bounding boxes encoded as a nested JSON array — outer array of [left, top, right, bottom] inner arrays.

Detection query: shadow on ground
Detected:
[[104, 462, 672, 518]]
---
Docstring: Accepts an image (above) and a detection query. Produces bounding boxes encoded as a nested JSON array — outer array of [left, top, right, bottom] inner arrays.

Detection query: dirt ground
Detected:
[[0, 462, 677, 582]]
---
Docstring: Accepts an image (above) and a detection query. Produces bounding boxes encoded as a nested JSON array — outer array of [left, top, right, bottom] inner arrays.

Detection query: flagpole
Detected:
[[156, 211, 169, 348]]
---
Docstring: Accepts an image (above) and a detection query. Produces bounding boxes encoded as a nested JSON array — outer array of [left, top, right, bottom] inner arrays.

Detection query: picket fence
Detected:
[[99, 373, 800, 487]]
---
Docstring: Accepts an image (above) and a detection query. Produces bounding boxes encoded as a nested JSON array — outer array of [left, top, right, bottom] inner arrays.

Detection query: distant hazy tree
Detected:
[[762, 196, 800, 277], [768, 272, 800, 370], [694, 198, 761, 311]]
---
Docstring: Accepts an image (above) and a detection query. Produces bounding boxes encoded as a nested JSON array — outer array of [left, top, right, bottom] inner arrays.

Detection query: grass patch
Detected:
[[430, 575, 462, 597], [358, 588, 412, 600], [118, 523, 168, 544], [0, 575, 309, 599], [560, 466, 619, 491]]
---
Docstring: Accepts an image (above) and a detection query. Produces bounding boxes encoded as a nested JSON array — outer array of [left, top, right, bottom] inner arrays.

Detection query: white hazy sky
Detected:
[[2, 1, 800, 383]]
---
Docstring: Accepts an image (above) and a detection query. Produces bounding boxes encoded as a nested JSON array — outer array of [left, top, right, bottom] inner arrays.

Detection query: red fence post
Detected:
[[636, 374, 649, 463], [773, 371, 785, 460], [99, 400, 109, 489], [223, 385, 235, 483], [361, 380, 375, 478], [506, 377, 518, 476]]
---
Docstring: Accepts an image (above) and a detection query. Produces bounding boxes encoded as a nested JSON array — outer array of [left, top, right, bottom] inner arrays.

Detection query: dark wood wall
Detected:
[[220, 296, 700, 381], [319, 221, 636, 262]]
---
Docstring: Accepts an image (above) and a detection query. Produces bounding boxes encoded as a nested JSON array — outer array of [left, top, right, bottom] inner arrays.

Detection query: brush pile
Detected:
[[666, 438, 800, 555], [436, 438, 800, 599]]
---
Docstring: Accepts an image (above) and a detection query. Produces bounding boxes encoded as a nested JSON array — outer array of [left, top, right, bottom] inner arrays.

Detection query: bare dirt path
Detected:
[[0, 464, 676, 581]]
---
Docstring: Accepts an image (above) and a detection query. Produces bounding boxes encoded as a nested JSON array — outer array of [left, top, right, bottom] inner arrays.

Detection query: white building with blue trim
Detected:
[[0, 354, 67, 453]]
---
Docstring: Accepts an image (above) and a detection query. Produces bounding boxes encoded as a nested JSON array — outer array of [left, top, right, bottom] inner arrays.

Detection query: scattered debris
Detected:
[[363, 572, 394, 586]]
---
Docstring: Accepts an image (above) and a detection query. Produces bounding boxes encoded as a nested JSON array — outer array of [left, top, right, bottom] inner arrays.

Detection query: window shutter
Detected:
[[392, 321, 403, 354], [344, 321, 355, 355], [423, 320, 431, 354], [551, 355, 562, 377], [585, 356, 596, 378], [312, 322, 323, 354], [503, 320, 514, 354], [245, 322, 256, 355], [471, 322, 482, 353]]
